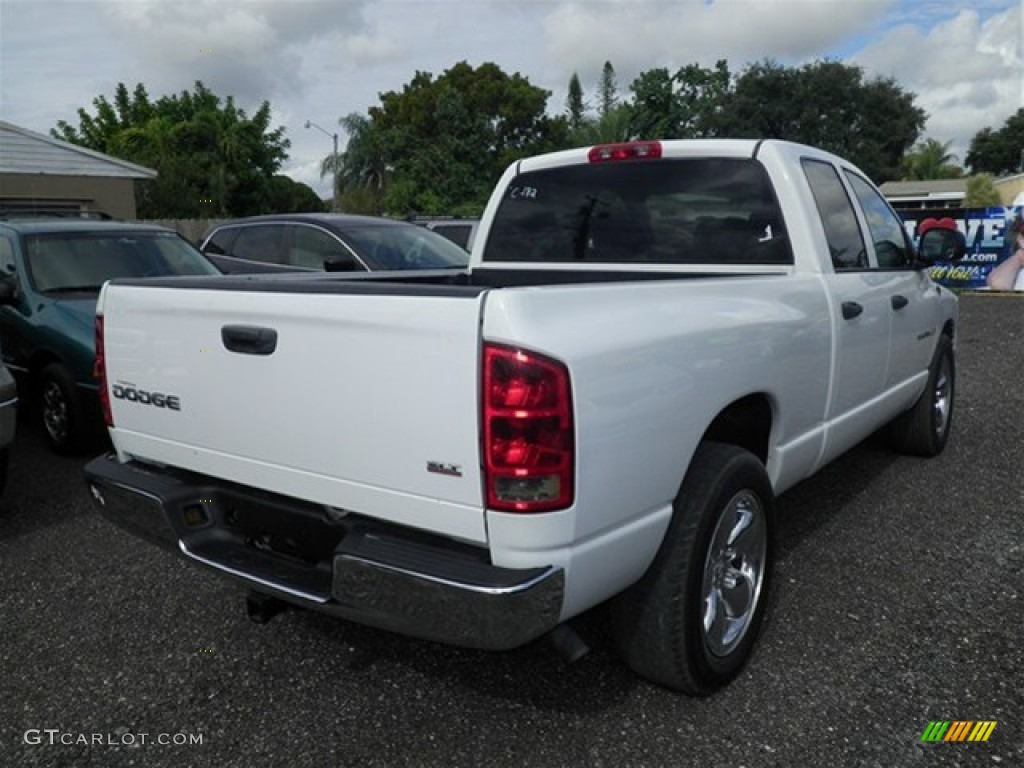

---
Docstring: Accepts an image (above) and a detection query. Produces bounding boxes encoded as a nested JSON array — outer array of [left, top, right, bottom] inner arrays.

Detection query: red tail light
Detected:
[[483, 344, 574, 512], [94, 315, 112, 427], [588, 140, 662, 163]]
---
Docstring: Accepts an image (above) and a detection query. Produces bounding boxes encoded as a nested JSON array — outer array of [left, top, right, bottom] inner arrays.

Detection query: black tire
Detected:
[[888, 334, 954, 457], [0, 448, 7, 498], [611, 442, 775, 695], [39, 363, 88, 454]]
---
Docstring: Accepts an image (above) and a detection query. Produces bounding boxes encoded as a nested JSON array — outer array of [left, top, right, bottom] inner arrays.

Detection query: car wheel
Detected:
[[40, 363, 87, 454], [888, 334, 954, 457], [611, 442, 774, 695]]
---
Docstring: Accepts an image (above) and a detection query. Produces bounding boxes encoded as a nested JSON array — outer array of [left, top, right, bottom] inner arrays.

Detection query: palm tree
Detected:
[[320, 114, 390, 212], [903, 138, 962, 180]]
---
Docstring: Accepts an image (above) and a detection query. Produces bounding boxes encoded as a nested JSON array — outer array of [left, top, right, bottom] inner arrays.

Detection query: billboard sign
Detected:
[[898, 207, 1024, 291]]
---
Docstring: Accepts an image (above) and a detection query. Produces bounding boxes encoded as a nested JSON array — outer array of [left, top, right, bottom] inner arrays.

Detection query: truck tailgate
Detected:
[[100, 282, 489, 544]]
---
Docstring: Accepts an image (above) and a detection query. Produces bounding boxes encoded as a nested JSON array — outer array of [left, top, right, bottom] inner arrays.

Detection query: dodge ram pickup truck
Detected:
[[84, 139, 965, 695]]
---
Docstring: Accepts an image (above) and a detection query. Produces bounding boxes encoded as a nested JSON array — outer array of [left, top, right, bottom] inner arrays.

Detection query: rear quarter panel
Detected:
[[481, 274, 832, 615]]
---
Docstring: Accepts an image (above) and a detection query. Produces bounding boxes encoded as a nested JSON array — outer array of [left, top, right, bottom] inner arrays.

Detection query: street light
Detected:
[[306, 120, 339, 210]]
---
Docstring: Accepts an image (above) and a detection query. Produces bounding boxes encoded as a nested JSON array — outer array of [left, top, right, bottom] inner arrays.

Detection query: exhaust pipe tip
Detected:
[[549, 623, 589, 663]]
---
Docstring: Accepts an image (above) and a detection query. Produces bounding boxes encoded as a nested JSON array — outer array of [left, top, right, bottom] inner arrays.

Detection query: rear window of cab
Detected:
[[483, 157, 792, 266]]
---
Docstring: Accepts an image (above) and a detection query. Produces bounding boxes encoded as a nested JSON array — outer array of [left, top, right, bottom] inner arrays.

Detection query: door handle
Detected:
[[841, 301, 863, 320], [891, 294, 909, 310], [221, 325, 278, 355]]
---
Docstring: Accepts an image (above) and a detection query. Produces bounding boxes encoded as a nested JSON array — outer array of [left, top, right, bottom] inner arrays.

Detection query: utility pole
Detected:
[[306, 120, 339, 211]]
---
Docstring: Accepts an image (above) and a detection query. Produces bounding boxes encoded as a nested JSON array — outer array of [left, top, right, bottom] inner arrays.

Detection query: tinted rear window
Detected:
[[483, 158, 791, 265]]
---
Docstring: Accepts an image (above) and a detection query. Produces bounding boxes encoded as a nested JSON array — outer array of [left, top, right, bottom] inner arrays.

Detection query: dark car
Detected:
[[198, 213, 470, 273], [0, 218, 221, 453], [415, 217, 480, 251], [0, 359, 16, 498]]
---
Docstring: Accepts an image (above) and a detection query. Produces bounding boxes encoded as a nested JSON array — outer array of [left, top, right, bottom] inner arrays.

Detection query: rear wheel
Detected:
[[612, 442, 774, 695], [39, 363, 88, 454], [888, 335, 954, 457]]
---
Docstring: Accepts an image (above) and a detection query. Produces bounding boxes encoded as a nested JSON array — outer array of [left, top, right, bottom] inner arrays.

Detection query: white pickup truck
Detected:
[[85, 139, 965, 694]]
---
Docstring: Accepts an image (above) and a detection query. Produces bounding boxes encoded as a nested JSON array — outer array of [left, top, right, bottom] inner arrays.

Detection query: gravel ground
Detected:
[[1, 293, 1021, 768]]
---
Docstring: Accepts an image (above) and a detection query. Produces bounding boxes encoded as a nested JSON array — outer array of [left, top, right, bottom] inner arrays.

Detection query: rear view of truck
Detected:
[[86, 139, 960, 695], [86, 272, 580, 649]]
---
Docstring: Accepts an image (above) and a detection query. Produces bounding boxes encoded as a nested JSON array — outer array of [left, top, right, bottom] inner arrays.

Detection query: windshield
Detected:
[[343, 225, 469, 270], [25, 231, 220, 292], [483, 157, 792, 266]]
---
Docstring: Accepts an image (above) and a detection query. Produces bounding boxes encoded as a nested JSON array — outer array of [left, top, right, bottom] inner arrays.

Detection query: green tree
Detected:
[[53, 81, 290, 218], [715, 60, 925, 182], [964, 174, 1002, 207], [571, 104, 635, 146], [339, 61, 567, 215], [267, 175, 326, 213], [902, 138, 962, 180], [598, 61, 618, 118], [566, 72, 586, 130], [320, 112, 389, 212], [966, 108, 1024, 176], [629, 60, 731, 139]]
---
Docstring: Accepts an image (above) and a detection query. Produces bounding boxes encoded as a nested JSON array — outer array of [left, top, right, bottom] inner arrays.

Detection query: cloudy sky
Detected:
[[2, 0, 1021, 197]]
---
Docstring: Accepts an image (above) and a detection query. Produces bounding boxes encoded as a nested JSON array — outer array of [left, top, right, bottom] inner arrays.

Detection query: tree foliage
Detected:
[[902, 138, 962, 180], [318, 57, 930, 214], [714, 60, 925, 182], [628, 60, 731, 140], [964, 174, 1002, 207], [566, 73, 586, 130], [966, 108, 1024, 176], [53, 81, 291, 218], [267, 175, 326, 213], [598, 61, 618, 118], [330, 61, 568, 215]]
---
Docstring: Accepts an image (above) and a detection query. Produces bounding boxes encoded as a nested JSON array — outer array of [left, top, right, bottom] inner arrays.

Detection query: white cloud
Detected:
[[542, 0, 895, 88], [343, 34, 404, 65], [852, 6, 1022, 167], [100, 0, 370, 108]]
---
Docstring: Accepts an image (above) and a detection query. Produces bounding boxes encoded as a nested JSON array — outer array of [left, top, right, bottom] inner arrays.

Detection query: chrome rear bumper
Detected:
[[84, 454, 563, 650]]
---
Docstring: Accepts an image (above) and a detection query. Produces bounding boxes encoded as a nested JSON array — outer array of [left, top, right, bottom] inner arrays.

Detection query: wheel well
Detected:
[[701, 395, 773, 464], [29, 351, 62, 383], [941, 318, 954, 340]]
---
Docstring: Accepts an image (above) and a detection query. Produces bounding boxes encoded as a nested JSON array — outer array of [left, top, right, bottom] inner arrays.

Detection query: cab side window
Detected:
[[801, 159, 867, 271], [844, 171, 914, 269]]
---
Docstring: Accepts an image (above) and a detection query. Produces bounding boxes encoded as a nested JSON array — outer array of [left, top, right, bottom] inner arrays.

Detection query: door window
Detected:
[[844, 172, 914, 269], [801, 159, 867, 271], [232, 225, 286, 264], [203, 228, 237, 256], [289, 226, 350, 270]]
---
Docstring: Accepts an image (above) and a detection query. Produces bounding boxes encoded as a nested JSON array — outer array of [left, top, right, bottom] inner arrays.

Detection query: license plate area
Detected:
[[178, 489, 347, 600]]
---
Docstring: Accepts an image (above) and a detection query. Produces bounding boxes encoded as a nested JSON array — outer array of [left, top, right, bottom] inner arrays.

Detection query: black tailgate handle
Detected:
[[221, 325, 278, 356]]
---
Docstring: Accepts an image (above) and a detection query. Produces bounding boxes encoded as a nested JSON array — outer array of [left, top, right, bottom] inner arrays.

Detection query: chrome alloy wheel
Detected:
[[932, 354, 952, 440], [701, 490, 767, 658], [42, 379, 69, 445]]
